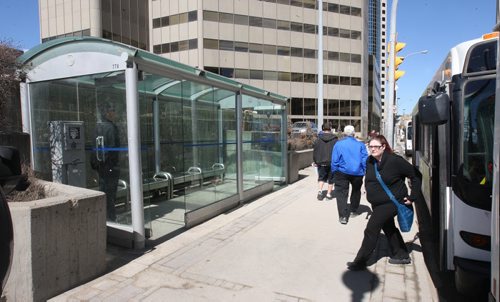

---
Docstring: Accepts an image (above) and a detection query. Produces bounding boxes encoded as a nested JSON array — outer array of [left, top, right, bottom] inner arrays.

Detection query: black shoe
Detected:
[[350, 211, 359, 218], [347, 261, 366, 271], [388, 257, 411, 265], [326, 193, 333, 200], [317, 191, 324, 200], [339, 217, 348, 224]]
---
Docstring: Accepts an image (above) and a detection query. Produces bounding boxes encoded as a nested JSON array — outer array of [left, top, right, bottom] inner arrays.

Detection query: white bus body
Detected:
[[413, 34, 497, 295]]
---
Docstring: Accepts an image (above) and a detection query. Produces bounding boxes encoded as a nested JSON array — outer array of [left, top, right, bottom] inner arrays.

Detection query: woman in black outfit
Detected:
[[347, 135, 421, 270]]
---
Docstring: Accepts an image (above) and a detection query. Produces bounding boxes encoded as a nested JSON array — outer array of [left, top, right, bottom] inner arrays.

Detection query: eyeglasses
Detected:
[[368, 145, 383, 149]]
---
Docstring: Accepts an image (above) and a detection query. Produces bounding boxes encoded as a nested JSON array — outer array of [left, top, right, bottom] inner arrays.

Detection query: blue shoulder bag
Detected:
[[373, 162, 414, 232]]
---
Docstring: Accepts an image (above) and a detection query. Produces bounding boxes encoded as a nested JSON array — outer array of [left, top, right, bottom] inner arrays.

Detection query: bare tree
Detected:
[[0, 39, 24, 132]]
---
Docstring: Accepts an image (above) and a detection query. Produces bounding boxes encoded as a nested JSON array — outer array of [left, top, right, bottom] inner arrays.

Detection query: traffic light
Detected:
[[394, 42, 406, 81]]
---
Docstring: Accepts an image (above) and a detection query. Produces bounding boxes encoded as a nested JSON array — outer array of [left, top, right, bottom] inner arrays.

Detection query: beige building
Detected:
[[39, 0, 370, 135]]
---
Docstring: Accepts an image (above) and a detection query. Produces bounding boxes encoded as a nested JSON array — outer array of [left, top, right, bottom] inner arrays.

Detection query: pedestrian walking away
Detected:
[[347, 134, 422, 271], [331, 125, 368, 224], [312, 122, 338, 200]]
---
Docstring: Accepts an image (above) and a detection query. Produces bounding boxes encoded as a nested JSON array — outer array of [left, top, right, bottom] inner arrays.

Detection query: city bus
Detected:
[[404, 121, 413, 156], [490, 19, 500, 302], [412, 33, 497, 295]]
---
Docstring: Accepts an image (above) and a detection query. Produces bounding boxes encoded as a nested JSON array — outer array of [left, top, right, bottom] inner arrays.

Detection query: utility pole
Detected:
[[385, 0, 398, 147]]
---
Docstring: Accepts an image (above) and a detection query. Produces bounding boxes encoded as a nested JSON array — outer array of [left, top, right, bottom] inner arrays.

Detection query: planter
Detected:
[[3, 181, 106, 302], [287, 149, 313, 183]]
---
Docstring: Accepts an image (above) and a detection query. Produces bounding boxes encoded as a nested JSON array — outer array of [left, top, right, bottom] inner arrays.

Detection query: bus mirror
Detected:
[[418, 92, 450, 125], [431, 81, 440, 94]]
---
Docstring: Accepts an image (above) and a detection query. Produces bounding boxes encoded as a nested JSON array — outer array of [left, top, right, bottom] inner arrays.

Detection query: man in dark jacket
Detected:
[[313, 122, 338, 200], [92, 102, 121, 221]]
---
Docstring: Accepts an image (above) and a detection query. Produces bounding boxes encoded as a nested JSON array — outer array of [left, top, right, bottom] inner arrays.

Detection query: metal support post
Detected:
[[385, 0, 399, 147]]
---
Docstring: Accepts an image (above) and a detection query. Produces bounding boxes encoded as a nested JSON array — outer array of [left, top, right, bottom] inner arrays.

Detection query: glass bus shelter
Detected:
[[18, 37, 288, 249]]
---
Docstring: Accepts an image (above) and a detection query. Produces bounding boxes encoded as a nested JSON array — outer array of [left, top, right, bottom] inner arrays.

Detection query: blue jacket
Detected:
[[331, 136, 368, 176]]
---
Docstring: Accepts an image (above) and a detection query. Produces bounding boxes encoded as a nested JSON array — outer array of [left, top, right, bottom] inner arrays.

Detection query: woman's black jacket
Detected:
[[364, 152, 421, 207]]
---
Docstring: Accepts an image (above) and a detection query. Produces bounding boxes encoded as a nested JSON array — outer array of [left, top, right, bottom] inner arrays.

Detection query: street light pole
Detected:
[[317, 0, 324, 130], [404, 49, 429, 59], [385, 0, 398, 147]]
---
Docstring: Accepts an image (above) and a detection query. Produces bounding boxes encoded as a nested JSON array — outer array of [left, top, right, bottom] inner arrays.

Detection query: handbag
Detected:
[[373, 162, 414, 232]]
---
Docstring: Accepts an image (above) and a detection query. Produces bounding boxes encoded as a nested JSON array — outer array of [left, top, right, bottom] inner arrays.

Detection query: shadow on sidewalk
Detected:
[[342, 270, 380, 302]]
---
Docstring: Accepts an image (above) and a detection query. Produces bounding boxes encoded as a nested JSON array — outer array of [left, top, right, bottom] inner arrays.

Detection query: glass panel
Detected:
[[329, 99, 339, 116], [339, 5, 350, 15], [291, 98, 303, 115], [219, 40, 234, 51], [291, 22, 303, 32], [29, 72, 132, 225], [249, 43, 263, 53], [234, 14, 249, 26], [262, 18, 276, 29], [188, 11, 198, 22], [249, 16, 263, 27], [263, 45, 277, 55], [250, 70, 263, 80], [303, 98, 316, 115], [277, 20, 290, 30], [204, 38, 218, 50], [457, 78, 495, 208], [219, 12, 234, 24], [263, 71, 278, 80], [351, 7, 362, 16], [203, 11, 219, 22], [235, 41, 249, 52], [303, 0, 315, 9], [242, 95, 285, 189], [234, 68, 250, 79]]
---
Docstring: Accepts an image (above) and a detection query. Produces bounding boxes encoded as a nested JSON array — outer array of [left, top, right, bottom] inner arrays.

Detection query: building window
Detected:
[[249, 16, 263, 27], [220, 68, 234, 78], [263, 45, 277, 55], [264, 71, 278, 80], [234, 69, 250, 79], [249, 43, 263, 53], [262, 18, 277, 29], [204, 39, 218, 49], [219, 13, 233, 23], [204, 11, 219, 22], [219, 40, 234, 51], [234, 14, 249, 25], [250, 70, 264, 80], [235, 41, 249, 52]]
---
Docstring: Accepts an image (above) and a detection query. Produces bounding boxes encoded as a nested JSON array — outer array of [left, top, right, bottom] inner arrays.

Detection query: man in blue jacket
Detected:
[[331, 125, 368, 224]]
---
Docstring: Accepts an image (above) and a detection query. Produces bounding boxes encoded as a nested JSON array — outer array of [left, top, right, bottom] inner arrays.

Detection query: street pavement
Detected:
[[50, 166, 437, 302]]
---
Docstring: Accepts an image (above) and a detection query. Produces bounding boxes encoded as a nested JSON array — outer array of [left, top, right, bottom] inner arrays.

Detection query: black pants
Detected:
[[334, 171, 363, 219], [354, 203, 409, 262], [99, 168, 120, 221]]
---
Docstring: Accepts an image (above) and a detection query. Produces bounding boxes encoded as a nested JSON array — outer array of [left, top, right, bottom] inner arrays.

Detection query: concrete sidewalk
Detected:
[[51, 167, 438, 302]]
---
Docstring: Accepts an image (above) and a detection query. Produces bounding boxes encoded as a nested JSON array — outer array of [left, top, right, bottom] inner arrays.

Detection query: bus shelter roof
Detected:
[[18, 36, 288, 105]]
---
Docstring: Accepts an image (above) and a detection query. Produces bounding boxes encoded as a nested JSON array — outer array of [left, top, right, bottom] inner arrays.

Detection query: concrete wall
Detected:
[[287, 149, 313, 183], [4, 181, 106, 302]]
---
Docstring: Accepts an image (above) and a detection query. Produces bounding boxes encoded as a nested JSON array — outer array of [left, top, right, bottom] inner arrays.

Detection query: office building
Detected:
[[39, 0, 370, 135]]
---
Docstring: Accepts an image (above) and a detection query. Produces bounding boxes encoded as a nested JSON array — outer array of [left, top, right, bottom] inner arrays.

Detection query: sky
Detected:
[[0, 0, 497, 115]]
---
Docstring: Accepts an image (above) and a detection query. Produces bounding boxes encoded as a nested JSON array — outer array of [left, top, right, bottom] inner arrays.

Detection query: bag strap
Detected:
[[373, 162, 399, 207]]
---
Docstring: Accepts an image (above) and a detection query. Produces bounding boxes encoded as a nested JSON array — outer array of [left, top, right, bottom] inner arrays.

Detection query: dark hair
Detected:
[[369, 134, 393, 154], [322, 122, 331, 131]]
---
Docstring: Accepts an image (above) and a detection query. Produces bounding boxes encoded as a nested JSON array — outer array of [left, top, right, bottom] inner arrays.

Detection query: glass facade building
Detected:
[[367, 0, 383, 132], [19, 37, 288, 247]]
